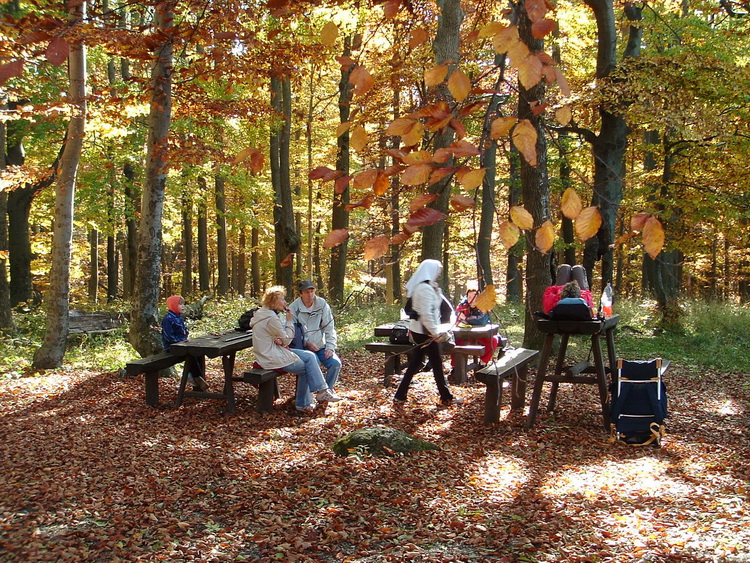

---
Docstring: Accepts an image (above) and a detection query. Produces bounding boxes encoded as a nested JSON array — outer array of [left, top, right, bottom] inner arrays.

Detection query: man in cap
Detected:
[[289, 280, 343, 404]]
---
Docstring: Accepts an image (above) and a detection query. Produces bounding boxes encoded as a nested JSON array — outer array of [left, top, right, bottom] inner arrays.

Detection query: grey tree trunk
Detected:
[[197, 193, 210, 293], [128, 2, 174, 357], [122, 162, 138, 299], [181, 187, 193, 296], [506, 149, 523, 303], [33, 0, 87, 368], [0, 116, 14, 330], [215, 175, 229, 297], [88, 228, 98, 302], [251, 226, 260, 296]]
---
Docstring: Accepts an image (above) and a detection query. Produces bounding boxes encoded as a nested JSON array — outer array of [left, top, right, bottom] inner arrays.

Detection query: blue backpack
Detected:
[[610, 359, 668, 446]]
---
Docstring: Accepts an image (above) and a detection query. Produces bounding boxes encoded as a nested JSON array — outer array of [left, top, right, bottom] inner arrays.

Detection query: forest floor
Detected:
[[0, 351, 748, 562]]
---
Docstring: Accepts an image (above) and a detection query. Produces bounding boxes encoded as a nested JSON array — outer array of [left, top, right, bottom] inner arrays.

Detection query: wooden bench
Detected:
[[125, 351, 184, 406], [365, 341, 485, 387], [237, 369, 288, 413], [475, 347, 540, 424]]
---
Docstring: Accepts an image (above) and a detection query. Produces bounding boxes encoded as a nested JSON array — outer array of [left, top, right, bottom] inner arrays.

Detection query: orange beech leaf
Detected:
[[233, 146, 255, 165], [402, 163, 433, 185], [479, 21, 506, 38], [309, 166, 344, 182], [401, 121, 424, 147], [349, 65, 374, 96], [390, 232, 411, 245], [364, 236, 390, 261], [323, 229, 349, 248], [450, 139, 480, 157], [499, 220, 521, 248], [448, 68, 471, 101], [492, 24, 520, 54], [248, 150, 264, 174], [334, 175, 350, 194], [474, 284, 497, 312], [345, 193, 374, 210], [410, 193, 438, 212], [373, 170, 390, 195], [532, 18, 556, 39], [491, 117, 517, 139], [526, 0, 548, 21], [535, 220, 555, 253], [336, 121, 351, 137], [615, 231, 638, 245], [518, 54, 544, 89], [512, 119, 538, 166], [450, 118, 467, 139], [537, 52, 556, 66], [279, 253, 294, 267], [214, 31, 237, 40], [336, 55, 355, 71], [631, 212, 650, 231], [353, 168, 378, 190], [450, 194, 476, 212], [409, 27, 428, 48], [402, 150, 432, 164], [554, 68, 571, 97], [458, 168, 485, 190], [429, 166, 456, 185], [575, 206, 602, 241], [407, 207, 446, 228], [543, 65, 556, 83], [383, 164, 404, 176], [643, 216, 665, 259], [350, 125, 368, 152], [0, 60, 23, 85], [561, 187, 582, 219], [403, 222, 419, 235], [425, 65, 448, 87], [510, 205, 534, 230], [507, 41, 531, 69], [46, 36, 69, 66], [386, 118, 415, 136], [425, 114, 452, 132], [530, 101, 547, 116], [386, 148, 407, 162], [433, 147, 453, 163], [383, 0, 401, 18], [465, 29, 480, 43], [555, 105, 572, 126], [320, 22, 338, 46]]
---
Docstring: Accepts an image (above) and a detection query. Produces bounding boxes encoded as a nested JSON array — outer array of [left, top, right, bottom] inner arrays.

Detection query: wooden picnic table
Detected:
[[169, 330, 254, 414], [527, 315, 619, 430]]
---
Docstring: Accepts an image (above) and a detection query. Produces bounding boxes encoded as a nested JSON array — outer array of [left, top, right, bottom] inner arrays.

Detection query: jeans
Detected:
[[314, 349, 341, 390], [283, 349, 328, 409], [394, 332, 453, 403]]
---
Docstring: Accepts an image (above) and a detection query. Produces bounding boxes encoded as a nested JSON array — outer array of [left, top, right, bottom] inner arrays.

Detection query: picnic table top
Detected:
[[536, 314, 619, 335], [374, 322, 499, 339], [168, 330, 254, 358]]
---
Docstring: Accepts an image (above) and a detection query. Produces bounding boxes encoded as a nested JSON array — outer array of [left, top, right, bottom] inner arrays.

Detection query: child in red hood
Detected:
[[161, 295, 209, 392]]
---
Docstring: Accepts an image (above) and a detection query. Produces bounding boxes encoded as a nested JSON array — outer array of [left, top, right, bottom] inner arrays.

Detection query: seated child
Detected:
[[161, 295, 209, 392]]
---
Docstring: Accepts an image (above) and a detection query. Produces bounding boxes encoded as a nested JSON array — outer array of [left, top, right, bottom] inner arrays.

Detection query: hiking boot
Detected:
[[316, 389, 342, 403], [188, 375, 209, 392]]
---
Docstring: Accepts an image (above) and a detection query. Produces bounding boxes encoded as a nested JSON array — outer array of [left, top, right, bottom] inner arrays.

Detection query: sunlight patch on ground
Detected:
[[466, 455, 530, 500], [703, 397, 744, 416]]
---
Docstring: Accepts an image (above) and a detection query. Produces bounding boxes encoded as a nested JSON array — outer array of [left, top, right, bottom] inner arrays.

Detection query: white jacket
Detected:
[[289, 295, 338, 351], [408, 281, 443, 337], [249, 306, 298, 369]]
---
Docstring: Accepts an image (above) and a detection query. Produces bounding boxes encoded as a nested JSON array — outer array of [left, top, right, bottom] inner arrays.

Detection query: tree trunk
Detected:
[[215, 175, 229, 297], [107, 232, 117, 302], [33, 0, 87, 368], [0, 116, 14, 330], [181, 187, 193, 296], [328, 36, 353, 305], [251, 226, 260, 296], [128, 1, 174, 357], [197, 178, 210, 293], [423, 0, 463, 277], [517, 1, 551, 350], [236, 227, 246, 295], [506, 149, 523, 303], [122, 162, 138, 299], [88, 228, 98, 302]]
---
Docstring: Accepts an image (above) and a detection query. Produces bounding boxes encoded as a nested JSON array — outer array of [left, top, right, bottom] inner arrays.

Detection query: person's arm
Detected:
[[321, 300, 337, 351], [413, 283, 441, 337], [465, 309, 490, 325]]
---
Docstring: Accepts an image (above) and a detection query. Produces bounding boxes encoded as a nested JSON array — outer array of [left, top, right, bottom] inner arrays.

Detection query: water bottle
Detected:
[[600, 283, 613, 318]]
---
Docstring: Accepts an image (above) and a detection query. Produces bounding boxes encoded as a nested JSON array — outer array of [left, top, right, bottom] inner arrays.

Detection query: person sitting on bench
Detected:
[[161, 295, 209, 392]]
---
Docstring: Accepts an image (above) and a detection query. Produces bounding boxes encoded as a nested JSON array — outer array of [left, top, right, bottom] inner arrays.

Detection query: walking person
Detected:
[[393, 259, 462, 407]]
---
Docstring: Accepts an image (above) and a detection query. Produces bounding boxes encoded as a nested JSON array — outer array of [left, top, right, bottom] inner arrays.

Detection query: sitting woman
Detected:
[[249, 286, 341, 414], [454, 287, 499, 367]]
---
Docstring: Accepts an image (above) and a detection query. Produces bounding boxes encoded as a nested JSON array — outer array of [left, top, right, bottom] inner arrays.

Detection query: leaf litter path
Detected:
[[0, 352, 748, 562]]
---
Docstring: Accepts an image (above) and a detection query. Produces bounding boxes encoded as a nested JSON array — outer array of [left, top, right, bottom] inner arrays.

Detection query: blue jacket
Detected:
[[161, 310, 189, 351]]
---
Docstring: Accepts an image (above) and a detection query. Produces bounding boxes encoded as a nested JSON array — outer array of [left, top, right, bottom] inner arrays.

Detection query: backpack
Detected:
[[290, 320, 305, 349], [610, 359, 668, 446], [550, 297, 593, 321], [389, 319, 411, 344], [237, 307, 259, 331], [543, 285, 594, 315]]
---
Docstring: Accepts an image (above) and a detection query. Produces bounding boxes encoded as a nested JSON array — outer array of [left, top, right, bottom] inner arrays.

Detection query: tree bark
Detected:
[[122, 162, 138, 299], [215, 175, 229, 297], [88, 228, 98, 302], [506, 149, 523, 303], [128, 1, 174, 357], [33, 0, 87, 368], [0, 115, 14, 330], [181, 187, 193, 296], [197, 192, 210, 293]]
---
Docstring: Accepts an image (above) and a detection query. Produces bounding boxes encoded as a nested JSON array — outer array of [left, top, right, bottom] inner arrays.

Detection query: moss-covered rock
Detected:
[[332, 426, 439, 457]]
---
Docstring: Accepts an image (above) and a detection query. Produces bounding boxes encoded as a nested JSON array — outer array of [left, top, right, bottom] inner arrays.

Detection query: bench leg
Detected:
[[256, 380, 277, 413], [527, 333, 555, 429], [509, 363, 529, 412], [453, 355, 468, 385], [383, 354, 398, 387], [144, 371, 160, 406], [483, 376, 502, 425], [547, 334, 569, 412]]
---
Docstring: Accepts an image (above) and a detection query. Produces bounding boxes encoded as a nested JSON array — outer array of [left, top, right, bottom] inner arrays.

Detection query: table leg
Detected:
[[547, 334, 569, 412], [175, 362, 191, 408], [527, 333, 555, 429], [384, 354, 397, 387], [453, 354, 468, 385], [482, 375, 502, 425], [591, 335, 610, 430], [605, 326, 618, 386], [221, 353, 237, 414], [144, 371, 160, 406], [510, 363, 529, 412]]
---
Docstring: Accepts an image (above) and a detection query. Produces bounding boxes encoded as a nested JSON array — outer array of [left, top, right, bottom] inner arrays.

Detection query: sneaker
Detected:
[[316, 388, 342, 403], [295, 405, 316, 415], [440, 396, 464, 407], [188, 375, 209, 392]]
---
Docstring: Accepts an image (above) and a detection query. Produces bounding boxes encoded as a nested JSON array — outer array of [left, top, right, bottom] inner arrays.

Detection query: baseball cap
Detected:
[[297, 280, 315, 292]]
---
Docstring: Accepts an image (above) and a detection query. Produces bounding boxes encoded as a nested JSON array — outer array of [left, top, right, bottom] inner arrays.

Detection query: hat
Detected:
[[297, 280, 315, 292]]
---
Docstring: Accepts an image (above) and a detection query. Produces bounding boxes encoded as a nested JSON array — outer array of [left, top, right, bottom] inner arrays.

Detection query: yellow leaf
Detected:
[[409, 27, 428, 48], [350, 125, 368, 152], [353, 168, 378, 190], [479, 22, 506, 38], [512, 120, 538, 167], [561, 187, 582, 219], [386, 118, 415, 136], [498, 221, 520, 248], [492, 25, 520, 55], [320, 22, 338, 47], [575, 206, 602, 242], [402, 121, 424, 147], [643, 216, 665, 259], [490, 117, 516, 139], [518, 54, 544, 90], [336, 121, 351, 137], [510, 206, 534, 230], [458, 168, 485, 190], [401, 163, 433, 186], [363, 236, 390, 261], [448, 68, 471, 102], [506, 40, 530, 68], [555, 105, 572, 126], [424, 65, 448, 87], [535, 219, 555, 253], [474, 285, 497, 312], [402, 150, 432, 164]]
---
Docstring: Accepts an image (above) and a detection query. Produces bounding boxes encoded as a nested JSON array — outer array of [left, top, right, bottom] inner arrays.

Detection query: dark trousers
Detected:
[[394, 332, 453, 402]]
